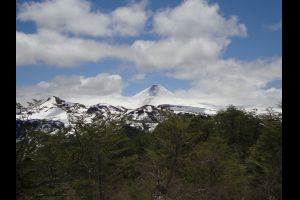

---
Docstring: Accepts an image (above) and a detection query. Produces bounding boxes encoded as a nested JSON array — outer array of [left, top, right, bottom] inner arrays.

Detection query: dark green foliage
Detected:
[[214, 105, 262, 159], [186, 115, 214, 144], [245, 109, 282, 200], [16, 106, 281, 200], [16, 130, 74, 199], [177, 136, 247, 199]]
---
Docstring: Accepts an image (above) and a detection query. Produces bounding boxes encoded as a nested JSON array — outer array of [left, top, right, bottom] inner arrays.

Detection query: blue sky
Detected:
[[16, 0, 282, 107]]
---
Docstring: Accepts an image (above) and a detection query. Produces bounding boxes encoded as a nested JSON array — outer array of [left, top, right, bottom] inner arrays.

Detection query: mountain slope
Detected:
[[16, 85, 218, 133], [16, 96, 87, 124], [133, 85, 175, 107]]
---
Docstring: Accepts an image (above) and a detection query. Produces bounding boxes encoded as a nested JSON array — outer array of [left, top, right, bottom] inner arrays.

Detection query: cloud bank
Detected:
[[16, 73, 123, 105]]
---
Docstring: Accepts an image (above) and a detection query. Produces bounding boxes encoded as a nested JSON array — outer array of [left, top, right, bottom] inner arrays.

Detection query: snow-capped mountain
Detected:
[[17, 96, 87, 124], [133, 85, 175, 107], [16, 85, 217, 135]]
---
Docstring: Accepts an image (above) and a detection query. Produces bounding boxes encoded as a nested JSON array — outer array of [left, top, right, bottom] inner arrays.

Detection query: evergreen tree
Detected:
[[16, 103, 281, 200], [246, 109, 282, 200], [214, 105, 262, 159]]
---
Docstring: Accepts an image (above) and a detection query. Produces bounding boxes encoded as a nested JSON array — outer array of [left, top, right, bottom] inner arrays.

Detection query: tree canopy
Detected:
[[16, 105, 282, 200]]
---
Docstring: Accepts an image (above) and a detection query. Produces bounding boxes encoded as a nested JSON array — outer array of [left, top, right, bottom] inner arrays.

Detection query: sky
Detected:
[[16, 0, 282, 108]]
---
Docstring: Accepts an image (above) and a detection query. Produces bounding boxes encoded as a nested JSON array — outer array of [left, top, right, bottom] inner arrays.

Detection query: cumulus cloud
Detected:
[[16, 73, 123, 105], [16, 0, 246, 68], [16, 29, 225, 68], [153, 0, 246, 39], [130, 0, 246, 70], [17, 0, 148, 37], [130, 37, 224, 70], [173, 57, 282, 107], [16, 29, 133, 66]]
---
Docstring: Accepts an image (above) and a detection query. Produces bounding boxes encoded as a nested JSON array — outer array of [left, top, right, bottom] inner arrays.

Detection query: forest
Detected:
[[16, 105, 282, 200]]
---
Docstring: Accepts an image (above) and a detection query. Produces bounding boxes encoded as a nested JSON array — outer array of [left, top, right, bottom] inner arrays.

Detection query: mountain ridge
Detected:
[[16, 85, 215, 133], [17, 85, 279, 134]]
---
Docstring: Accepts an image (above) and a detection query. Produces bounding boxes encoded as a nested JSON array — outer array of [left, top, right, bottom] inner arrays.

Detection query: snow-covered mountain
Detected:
[[133, 85, 175, 107], [17, 96, 87, 124], [16, 85, 217, 135], [16, 119, 64, 139]]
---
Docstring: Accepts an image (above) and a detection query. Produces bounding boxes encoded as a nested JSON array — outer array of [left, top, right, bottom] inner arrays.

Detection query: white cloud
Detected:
[[17, 0, 148, 37], [16, 55, 282, 108], [130, 73, 145, 81], [267, 20, 282, 31], [16, 0, 246, 68], [16, 73, 123, 105], [129, 0, 246, 70], [16, 29, 133, 66], [172, 57, 282, 107], [130, 37, 224, 70], [153, 0, 246, 39]]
